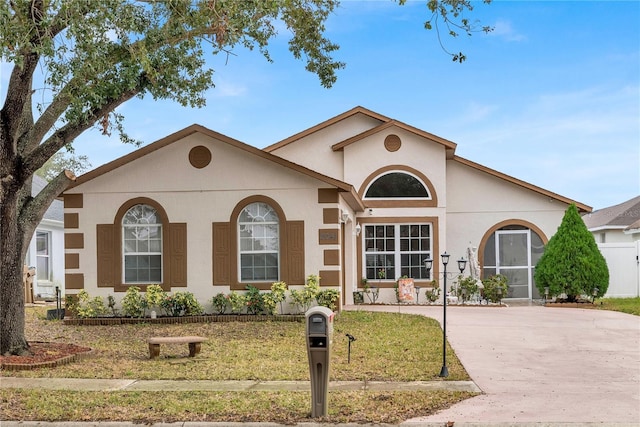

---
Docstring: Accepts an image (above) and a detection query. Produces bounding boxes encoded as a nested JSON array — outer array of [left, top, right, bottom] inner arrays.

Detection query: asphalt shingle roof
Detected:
[[32, 175, 64, 223], [582, 195, 640, 230]]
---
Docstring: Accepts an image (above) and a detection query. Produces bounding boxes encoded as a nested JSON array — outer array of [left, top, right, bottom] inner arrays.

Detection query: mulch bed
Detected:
[[0, 342, 92, 371]]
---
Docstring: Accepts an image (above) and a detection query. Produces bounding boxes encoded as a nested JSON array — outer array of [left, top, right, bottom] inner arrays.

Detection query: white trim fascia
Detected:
[[623, 228, 640, 235], [587, 225, 627, 233], [38, 218, 64, 229]]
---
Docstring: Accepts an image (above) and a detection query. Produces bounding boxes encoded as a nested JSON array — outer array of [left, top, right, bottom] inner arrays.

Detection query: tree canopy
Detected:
[[1, 0, 490, 355]]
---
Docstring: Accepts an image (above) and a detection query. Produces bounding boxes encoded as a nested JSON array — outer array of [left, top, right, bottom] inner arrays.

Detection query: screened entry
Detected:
[[483, 226, 545, 299]]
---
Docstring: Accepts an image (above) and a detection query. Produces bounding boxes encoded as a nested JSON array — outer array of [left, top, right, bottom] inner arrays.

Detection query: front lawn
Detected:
[[0, 307, 475, 423], [597, 297, 640, 316]]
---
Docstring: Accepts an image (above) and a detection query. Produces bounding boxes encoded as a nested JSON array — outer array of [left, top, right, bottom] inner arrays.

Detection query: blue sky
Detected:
[[3, 1, 639, 211]]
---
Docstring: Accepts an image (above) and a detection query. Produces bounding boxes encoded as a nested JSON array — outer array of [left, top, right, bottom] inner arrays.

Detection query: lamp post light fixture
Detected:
[[424, 252, 466, 378], [415, 286, 421, 304]]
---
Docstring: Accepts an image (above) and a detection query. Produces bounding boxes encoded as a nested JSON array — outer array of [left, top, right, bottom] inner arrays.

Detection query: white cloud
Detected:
[[488, 20, 526, 42]]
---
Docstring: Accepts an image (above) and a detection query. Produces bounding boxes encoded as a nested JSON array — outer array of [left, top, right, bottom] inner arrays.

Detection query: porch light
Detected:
[[354, 223, 361, 236], [423, 258, 433, 278], [457, 257, 467, 274], [441, 252, 450, 266]]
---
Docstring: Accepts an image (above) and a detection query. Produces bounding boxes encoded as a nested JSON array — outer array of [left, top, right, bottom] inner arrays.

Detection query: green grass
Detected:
[[0, 307, 475, 423], [597, 297, 640, 316]]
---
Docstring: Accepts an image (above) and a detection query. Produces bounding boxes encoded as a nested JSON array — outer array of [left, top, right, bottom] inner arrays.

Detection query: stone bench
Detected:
[[147, 336, 206, 359]]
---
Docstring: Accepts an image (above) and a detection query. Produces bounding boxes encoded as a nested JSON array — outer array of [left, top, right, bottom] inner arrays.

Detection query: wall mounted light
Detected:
[[340, 211, 350, 223], [354, 223, 361, 236]]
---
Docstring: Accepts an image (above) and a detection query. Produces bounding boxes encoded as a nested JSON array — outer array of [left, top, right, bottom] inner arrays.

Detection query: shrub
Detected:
[[270, 281, 288, 314], [481, 274, 508, 303], [263, 292, 278, 315], [211, 293, 228, 314], [455, 275, 479, 303], [534, 204, 609, 301], [245, 285, 265, 314], [316, 288, 340, 311], [75, 290, 108, 318], [161, 291, 203, 316], [145, 284, 166, 312], [122, 286, 148, 317], [425, 280, 440, 303], [227, 291, 246, 314], [290, 274, 320, 314], [65, 294, 78, 317], [107, 295, 119, 316]]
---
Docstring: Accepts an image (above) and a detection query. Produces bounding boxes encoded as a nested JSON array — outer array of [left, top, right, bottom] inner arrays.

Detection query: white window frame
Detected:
[[122, 205, 163, 284], [363, 223, 432, 281], [36, 230, 51, 282], [363, 171, 431, 201], [238, 202, 280, 282]]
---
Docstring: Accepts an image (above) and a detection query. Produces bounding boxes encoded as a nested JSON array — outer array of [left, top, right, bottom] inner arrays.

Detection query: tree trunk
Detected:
[[0, 189, 29, 355]]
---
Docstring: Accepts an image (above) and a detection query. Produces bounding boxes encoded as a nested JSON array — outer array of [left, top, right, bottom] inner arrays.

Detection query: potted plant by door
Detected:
[[353, 278, 367, 304]]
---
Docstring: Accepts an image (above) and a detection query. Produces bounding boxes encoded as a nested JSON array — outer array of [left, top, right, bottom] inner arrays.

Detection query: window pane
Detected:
[[484, 234, 496, 266], [36, 231, 50, 281], [364, 223, 431, 280], [36, 232, 48, 255], [122, 204, 162, 284], [483, 268, 496, 279], [239, 208, 280, 282], [499, 233, 528, 266], [531, 232, 544, 264], [365, 172, 429, 198]]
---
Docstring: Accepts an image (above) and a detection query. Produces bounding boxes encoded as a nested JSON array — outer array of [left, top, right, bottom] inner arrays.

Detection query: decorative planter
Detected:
[[353, 291, 364, 304]]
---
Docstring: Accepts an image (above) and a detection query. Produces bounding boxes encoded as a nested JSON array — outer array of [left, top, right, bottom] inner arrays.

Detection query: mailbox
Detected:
[[305, 306, 334, 417]]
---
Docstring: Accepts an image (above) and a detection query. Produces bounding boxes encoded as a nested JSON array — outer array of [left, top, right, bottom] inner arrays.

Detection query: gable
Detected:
[[448, 156, 591, 213], [65, 125, 363, 212]]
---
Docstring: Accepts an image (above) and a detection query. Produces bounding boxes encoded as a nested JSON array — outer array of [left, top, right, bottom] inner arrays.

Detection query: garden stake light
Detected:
[[346, 333, 356, 363]]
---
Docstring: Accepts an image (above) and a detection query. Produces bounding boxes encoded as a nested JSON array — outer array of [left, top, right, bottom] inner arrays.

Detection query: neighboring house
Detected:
[[25, 175, 65, 300], [61, 106, 590, 309], [583, 196, 640, 298]]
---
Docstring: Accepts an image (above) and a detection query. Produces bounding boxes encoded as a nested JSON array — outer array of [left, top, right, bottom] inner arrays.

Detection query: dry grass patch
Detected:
[[0, 389, 475, 424], [9, 307, 469, 381]]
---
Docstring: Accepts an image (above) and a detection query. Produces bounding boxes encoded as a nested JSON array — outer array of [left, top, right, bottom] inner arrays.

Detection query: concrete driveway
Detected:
[[345, 304, 640, 424]]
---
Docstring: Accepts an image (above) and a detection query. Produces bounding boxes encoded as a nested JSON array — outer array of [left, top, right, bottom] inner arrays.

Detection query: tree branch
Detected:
[[22, 82, 144, 178], [19, 169, 76, 250]]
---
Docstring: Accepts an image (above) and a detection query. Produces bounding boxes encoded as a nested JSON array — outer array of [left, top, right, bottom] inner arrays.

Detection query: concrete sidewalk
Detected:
[[0, 377, 479, 393], [346, 305, 640, 425]]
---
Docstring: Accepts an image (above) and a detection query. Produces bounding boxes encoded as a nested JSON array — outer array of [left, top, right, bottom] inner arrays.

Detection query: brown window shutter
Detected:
[[213, 222, 231, 285], [286, 221, 305, 285], [96, 224, 115, 287], [168, 223, 187, 287]]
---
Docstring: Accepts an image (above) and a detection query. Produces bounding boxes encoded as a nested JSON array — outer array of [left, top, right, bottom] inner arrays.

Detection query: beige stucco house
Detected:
[[62, 107, 590, 310]]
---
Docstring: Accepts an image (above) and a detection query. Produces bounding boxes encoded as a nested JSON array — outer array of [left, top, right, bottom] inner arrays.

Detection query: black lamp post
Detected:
[[425, 252, 466, 378]]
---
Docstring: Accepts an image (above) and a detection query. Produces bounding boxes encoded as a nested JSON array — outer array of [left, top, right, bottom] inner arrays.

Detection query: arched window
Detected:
[[238, 202, 280, 282], [365, 172, 430, 199], [122, 204, 163, 283]]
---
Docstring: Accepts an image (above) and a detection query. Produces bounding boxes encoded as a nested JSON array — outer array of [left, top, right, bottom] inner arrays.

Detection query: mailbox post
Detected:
[[305, 306, 334, 417]]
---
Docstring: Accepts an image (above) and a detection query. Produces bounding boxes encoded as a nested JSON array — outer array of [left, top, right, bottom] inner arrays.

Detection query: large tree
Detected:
[[1, 0, 489, 355]]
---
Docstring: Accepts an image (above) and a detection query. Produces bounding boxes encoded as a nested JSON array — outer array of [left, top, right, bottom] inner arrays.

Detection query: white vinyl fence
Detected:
[[597, 241, 640, 298]]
